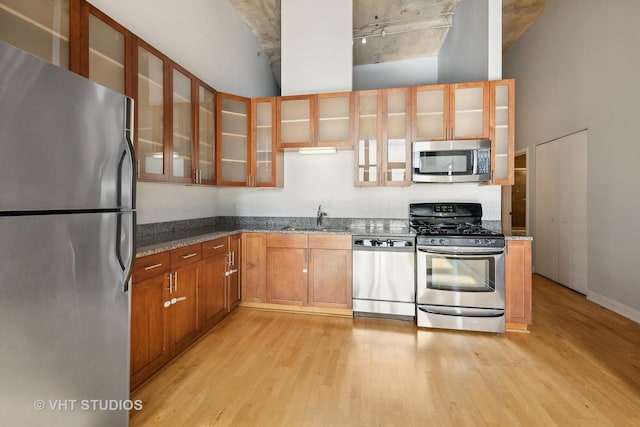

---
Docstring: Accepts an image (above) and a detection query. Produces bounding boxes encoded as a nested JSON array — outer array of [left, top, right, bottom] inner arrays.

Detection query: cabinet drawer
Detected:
[[308, 234, 351, 250], [202, 237, 228, 258], [170, 243, 202, 269], [267, 233, 308, 248], [133, 252, 171, 282]]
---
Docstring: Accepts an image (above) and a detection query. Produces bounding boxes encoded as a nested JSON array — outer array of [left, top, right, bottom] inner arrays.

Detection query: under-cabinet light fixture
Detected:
[[298, 147, 337, 155], [361, 36, 366, 44]]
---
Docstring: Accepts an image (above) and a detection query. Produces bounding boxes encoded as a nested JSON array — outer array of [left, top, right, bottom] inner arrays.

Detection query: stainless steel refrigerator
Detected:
[[0, 41, 135, 426]]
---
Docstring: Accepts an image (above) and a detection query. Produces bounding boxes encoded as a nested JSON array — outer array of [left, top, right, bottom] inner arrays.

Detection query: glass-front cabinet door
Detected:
[[87, 11, 127, 94], [354, 90, 380, 187], [316, 92, 353, 148], [383, 88, 411, 186], [171, 67, 194, 183], [136, 44, 167, 181], [413, 84, 449, 141], [277, 95, 314, 149], [197, 84, 215, 185], [451, 81, 489, 140], [217, 93, 250, 186], [490, 79, 515, 185], [0, 0, 70, 68], [252, 97, 282, 187]]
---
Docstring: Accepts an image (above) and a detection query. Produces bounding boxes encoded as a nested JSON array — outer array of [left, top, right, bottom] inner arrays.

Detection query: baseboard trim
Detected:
[[587, 291, 640, 324]]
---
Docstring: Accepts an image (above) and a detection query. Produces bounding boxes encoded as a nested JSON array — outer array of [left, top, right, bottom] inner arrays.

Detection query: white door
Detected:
[[535, 131, 588, 294], [535, 141, 559, 281]]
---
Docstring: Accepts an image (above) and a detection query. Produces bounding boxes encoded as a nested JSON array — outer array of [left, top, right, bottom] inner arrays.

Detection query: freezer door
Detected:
[[0, 41, 135, 211], [0, 212, 134, 426]]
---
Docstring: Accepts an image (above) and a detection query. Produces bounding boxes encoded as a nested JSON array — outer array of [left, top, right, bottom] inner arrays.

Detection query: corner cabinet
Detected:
[[412, 81, 489, 142], [489, 79, 515, 185], [354, 88, 411, 187], [216, 92, 251, 186], [251, 97, 283, 187]]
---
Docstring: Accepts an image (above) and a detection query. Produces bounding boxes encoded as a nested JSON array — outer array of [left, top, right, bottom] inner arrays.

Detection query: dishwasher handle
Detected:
[[352, 236, 415, 252]]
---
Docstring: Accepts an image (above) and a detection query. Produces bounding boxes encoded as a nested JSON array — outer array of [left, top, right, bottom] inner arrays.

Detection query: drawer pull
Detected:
[[182, 252, 198, 259], [144, 263, 163, 271], [212, 244, 225, 249]]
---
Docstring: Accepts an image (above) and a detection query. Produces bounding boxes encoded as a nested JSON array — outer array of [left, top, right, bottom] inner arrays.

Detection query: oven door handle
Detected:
[[418, 305, 504, 318], [417, 247, 504, 257]]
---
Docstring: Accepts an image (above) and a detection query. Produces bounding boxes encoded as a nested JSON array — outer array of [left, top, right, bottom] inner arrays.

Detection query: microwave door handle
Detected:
[[472, 149, 478, 174]]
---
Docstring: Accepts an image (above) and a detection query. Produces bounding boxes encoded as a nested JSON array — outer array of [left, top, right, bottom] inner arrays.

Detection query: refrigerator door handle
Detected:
[[118, 97, 136, 209], [116, 212, 135, 292]]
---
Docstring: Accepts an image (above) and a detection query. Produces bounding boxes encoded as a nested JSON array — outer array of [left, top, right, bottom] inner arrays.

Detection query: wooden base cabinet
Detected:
[[505, 239, 532, 331], [241, 233, 267, 303], [227, 233, 241, 311], [308, 236, 352, 309], [130, 252, 171, 390], [265, 233, 352, 310], [200, 237, 229, 331]]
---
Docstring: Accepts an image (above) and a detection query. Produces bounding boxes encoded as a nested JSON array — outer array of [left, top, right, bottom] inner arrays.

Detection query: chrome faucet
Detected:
[[316, 204, 327, 227]]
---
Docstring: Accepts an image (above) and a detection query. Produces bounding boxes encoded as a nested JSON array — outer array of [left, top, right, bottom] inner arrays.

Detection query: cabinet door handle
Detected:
[[144, 263, 163, 271], [182, 252, 198, 259], [174, 296, 187, 303], [302, 268, 308, 274], [173, 272, 178, 292], [212, 244, 225, 250], [168, 273, 173, 294]]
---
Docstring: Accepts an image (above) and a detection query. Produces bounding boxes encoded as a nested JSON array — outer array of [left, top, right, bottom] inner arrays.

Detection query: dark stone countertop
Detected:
[[136, 217, 413, 257]]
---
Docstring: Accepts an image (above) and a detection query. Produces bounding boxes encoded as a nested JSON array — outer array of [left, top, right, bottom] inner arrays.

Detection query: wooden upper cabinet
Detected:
[[490, 79, 515, 185], [217, 92, 251, 186], [251, 97, 283, 187], [316, 92, 354, 148], [354, 88, 411, 187], [135, 41, 169, 181], [413, 81, 489, 141], [0, 0, 71, 69], [277, 95, 315, 149], [78, 3, 132, 96], [277, 93, 354, 150], [197, 84, 216, 185], [354, 89, 381, 186], [170, 66, 195, 184]]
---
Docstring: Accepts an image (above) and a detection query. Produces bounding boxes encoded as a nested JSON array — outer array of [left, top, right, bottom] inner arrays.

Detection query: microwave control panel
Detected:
[[477, 150, 491, 174]]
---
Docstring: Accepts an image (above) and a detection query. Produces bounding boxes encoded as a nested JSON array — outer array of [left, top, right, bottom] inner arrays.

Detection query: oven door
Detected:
[[416, 245, 505, 309]]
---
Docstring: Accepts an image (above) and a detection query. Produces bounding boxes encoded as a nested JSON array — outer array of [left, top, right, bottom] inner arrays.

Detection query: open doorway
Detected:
[[511, 153, 527, 236]]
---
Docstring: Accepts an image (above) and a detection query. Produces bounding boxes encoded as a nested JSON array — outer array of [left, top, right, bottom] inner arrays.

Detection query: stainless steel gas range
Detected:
[[409, 202, 506, 333]]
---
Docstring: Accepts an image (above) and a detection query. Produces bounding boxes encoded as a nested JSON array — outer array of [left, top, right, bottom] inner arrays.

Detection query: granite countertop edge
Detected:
[[136, 221, 415, 258], [135, 216, 510, 257], [505, 235, 533, 241]]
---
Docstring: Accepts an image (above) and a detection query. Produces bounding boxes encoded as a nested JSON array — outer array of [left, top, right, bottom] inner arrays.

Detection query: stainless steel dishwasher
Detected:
[[352, 236, 415, 319]]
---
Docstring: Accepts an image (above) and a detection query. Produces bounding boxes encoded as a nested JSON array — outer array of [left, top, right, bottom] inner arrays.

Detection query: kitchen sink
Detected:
[[280, 226, 348, 233]]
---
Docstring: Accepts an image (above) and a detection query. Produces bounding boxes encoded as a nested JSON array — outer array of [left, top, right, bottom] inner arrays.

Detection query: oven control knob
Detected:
[[439, 239, 445, 244], [476, 239, 482, 245], [430, 239, 436, 244]]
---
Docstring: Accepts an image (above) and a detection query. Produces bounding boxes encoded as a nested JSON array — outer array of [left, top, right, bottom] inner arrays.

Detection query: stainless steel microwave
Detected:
[[412, 139, 491, 183]]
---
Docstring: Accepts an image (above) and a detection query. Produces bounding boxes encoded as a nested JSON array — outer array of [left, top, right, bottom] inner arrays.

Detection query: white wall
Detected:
[[87, 0, 278, 97], [217, 151, 502, 219], [438, 0, 494, 83], [86, 0, 278, 224], [503, 0, 640, 321], [352, 57, 439, 90], [281, 0, 352, 95]]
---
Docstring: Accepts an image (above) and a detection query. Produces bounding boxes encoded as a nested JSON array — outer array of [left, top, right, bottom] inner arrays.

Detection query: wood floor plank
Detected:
[[130, 275, 640, 426]]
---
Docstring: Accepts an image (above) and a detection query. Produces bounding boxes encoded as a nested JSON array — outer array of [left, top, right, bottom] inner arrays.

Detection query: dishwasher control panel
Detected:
[[353, 237, 414, 249]]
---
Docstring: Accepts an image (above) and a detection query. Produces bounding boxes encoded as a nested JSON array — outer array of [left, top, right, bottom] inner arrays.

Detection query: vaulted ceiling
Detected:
[[229, 0, 547, 87]]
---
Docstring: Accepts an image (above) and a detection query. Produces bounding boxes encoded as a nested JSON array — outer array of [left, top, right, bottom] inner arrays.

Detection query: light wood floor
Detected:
[[130, 275, 640, 426]]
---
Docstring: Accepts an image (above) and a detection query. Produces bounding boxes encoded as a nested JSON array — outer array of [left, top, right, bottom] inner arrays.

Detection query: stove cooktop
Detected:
[[411, 223, 503, 238], [409, 202, 504, 247]]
